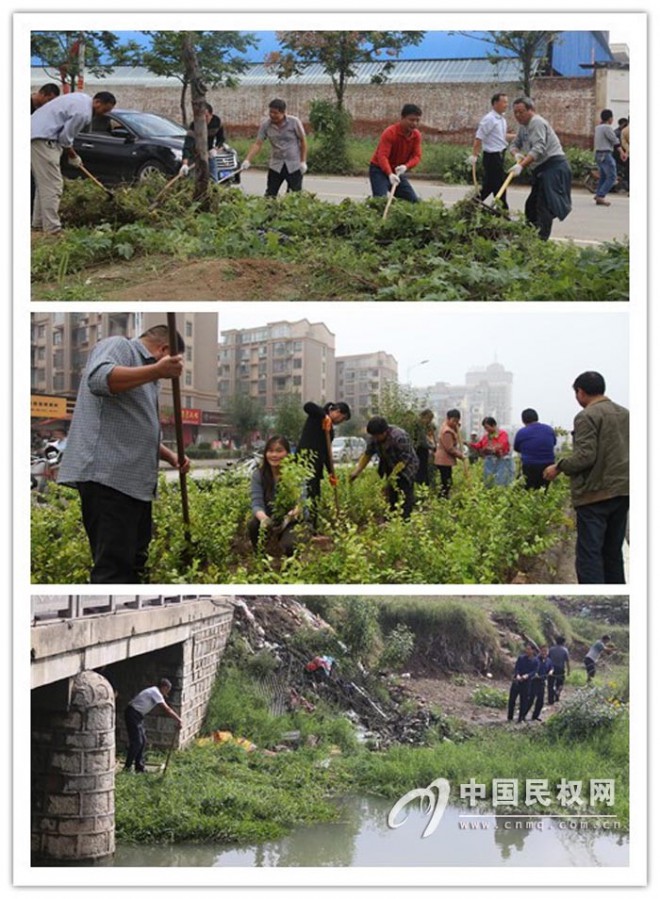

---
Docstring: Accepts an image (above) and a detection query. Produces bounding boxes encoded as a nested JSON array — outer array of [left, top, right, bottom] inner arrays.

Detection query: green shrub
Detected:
[[471, 684, 509, 708], [307, 100, 352, 174], [545, 685, 626, 741], [379, 623, 416, 670]]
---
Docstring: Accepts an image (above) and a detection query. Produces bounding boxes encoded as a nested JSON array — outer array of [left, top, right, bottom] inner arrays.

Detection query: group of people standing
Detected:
[[507, 632, 616, 724], [412, 406, 556, 496]]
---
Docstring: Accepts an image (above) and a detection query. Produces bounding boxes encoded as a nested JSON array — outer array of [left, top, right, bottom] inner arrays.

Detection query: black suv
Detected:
[[64, 109, 187, 185]]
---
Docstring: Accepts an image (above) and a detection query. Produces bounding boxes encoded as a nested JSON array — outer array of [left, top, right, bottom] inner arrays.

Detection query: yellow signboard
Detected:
[[31, 395, 68, 417]]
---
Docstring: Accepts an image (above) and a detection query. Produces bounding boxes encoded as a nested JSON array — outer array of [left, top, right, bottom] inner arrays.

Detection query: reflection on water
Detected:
[[113, 797, 629, 868]]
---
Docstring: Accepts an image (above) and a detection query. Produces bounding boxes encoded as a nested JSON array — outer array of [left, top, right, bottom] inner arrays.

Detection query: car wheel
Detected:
[[136, 160, 169, 182]]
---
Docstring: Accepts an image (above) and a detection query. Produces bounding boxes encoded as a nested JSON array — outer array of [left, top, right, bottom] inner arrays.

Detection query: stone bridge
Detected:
[[31, 594, 235, 865]]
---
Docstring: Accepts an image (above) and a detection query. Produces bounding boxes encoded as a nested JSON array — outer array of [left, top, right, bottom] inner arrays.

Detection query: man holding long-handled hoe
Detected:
[[58, 324, 191, 584], [123, 679, 182, 773], [508, 97, 572, 240], [31, 90, 117, 236], [369, 104, 423, 205]]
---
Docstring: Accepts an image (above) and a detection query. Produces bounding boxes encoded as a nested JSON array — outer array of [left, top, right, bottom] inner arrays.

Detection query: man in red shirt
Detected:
[[369, 103, 422, 203]]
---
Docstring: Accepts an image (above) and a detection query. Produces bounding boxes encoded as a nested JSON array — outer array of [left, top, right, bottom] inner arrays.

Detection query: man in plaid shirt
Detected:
[[349, 416, 419, 519], [58, 324, 190, 584]]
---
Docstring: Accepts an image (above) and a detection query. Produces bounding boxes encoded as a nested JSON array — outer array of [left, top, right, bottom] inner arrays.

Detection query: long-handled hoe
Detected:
[[167, 312, 195, 568]]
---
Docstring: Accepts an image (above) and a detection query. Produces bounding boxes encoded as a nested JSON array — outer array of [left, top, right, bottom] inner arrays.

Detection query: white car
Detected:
[[331, 436, 367, 464]]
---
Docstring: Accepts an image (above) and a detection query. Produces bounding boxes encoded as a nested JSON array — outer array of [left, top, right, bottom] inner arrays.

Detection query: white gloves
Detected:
[[388, 173, 400, 187], [300, 161, 308, 175], [241, 159, 251, 171], [514, 153, 525, 163], [180, 163, 190, 177], [466, 155, 478, 167], [394, 164, 407, 175], [67, 153, 83, 168], [509, 163, 523, 177]]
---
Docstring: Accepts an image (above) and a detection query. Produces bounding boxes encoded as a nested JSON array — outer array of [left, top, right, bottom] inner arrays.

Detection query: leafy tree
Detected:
[[375, 381, 427, 437], [456, 31, 562, 97], [30, 31, 137, 92], [272, 394, 305, 445], [268, 31, 426, 110], [131, 30, 258, 125], [227, 393, 266, 450]]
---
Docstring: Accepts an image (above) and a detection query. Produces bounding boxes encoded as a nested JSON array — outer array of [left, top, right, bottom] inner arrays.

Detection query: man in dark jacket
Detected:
[[529, 645, 554, 721], [350, 416, 419, 519], [544, 371, 629, 584], [297, 401, 351, 524], [507, 644, 539, 722], [510, 97, 572, 240]]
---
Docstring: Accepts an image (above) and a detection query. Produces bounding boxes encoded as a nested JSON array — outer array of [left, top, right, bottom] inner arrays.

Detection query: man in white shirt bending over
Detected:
[[467, 92, 515, 209], [123, 678, 182, 772]]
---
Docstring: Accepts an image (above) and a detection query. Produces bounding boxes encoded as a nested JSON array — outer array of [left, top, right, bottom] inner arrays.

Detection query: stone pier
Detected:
[[31, 671, 116, 864]]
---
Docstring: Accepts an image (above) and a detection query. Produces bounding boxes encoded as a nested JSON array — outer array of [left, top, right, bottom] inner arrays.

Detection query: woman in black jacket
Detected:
[[297, 401, 351, 524]]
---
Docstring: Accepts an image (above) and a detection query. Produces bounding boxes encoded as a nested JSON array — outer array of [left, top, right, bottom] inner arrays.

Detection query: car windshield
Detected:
[[117, 112, 187, 139]]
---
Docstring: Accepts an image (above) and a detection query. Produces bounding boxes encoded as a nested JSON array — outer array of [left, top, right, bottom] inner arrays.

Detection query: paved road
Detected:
[[238, 171, 628, 247]]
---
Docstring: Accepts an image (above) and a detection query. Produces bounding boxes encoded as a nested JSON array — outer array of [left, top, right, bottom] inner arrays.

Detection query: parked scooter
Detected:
[[31, 444, 62, 492]]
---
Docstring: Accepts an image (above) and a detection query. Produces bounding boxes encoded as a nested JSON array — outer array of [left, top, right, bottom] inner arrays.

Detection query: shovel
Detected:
[[77, 162, 114, 201], [166, 312, 193, 564], [471, 168, 516, 216], [149, 164, 194, 211], [212, 168, 241, 187]]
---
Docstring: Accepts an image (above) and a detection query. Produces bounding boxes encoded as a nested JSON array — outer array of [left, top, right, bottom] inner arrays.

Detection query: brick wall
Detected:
[[180, 610, 234, 741], [98, 76, 596, 147]]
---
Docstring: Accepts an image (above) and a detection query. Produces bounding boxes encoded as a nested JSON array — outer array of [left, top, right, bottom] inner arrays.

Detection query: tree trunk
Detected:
[[182, 33, 209, 203]]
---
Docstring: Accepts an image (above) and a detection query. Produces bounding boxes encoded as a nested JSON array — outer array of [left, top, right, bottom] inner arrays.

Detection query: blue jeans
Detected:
[[595, 151, 617, 198], [575, 495, 629, 584], [369, 163, 419, 203]]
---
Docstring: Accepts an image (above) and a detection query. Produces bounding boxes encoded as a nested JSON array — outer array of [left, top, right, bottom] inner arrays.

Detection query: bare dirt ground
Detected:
[[35, 256, 317, 301], [396, 673, 574, 729]]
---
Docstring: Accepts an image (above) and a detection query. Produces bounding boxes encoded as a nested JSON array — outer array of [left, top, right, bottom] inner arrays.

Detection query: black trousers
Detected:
[[547, 670, 565, 704], [436, 465, 453, 498], [266, 164, 303, 197], [415, 449, 431, 485], [78, 481, 153, 584], [529, 678, 546, 719], [525, 176, 555, 240], [507, 679, 531, 721], [575, 495, 629, 584], [522, 463, 550, 490], [584, 656, 597, 680], [124, 705, 147, 771], [480, 150, 509, 208], [385, 475, 415, 520]]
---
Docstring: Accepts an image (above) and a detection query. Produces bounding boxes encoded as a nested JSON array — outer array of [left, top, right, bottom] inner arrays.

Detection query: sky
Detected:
[[215, 304, 629, 430]]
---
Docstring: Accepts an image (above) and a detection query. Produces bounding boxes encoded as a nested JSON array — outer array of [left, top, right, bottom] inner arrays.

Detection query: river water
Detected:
[[112, 796, 628, 868]]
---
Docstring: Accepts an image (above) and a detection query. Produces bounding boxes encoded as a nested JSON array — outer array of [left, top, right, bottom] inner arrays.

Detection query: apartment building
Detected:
[[335, 351, 398, 419], [219, 319, 336, 412], [30, 311, 221, 444]]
